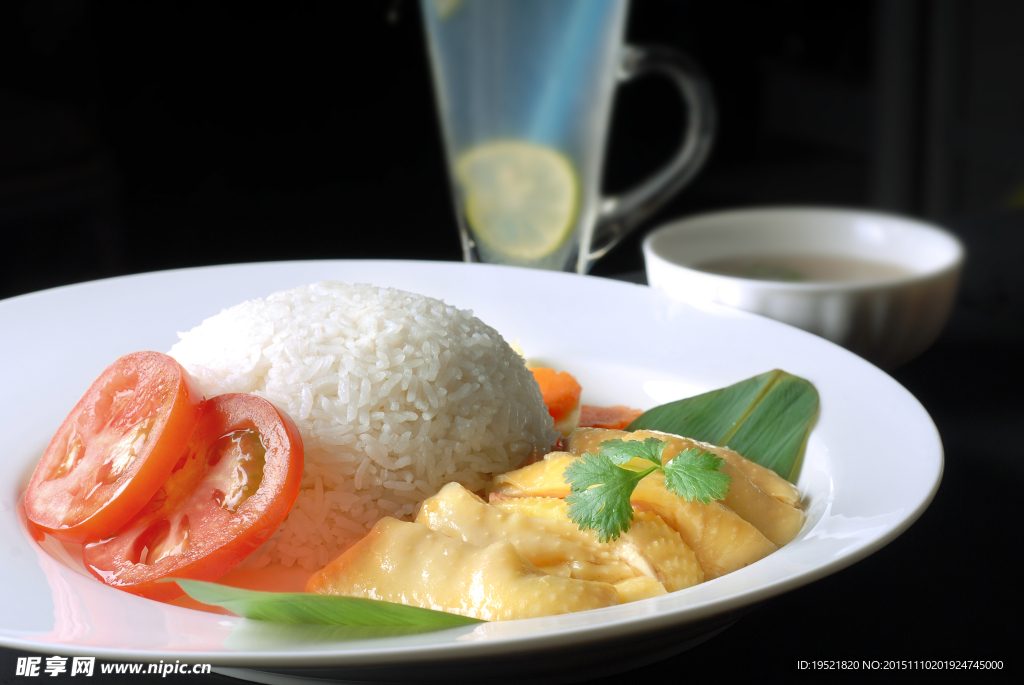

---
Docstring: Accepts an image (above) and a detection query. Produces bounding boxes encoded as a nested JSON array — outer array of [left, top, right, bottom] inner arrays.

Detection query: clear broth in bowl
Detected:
[[694, 254, 914, 283]]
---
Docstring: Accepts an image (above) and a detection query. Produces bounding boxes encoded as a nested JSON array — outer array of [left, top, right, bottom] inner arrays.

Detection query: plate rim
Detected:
[[0, 259, 944, 667]]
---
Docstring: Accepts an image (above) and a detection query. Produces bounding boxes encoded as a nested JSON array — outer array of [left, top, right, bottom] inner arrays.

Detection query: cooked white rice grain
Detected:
[[169, 282, 557, 570]]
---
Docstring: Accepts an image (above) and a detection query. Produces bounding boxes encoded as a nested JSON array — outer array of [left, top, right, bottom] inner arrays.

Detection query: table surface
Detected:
[[2, 271, 1019, 683]]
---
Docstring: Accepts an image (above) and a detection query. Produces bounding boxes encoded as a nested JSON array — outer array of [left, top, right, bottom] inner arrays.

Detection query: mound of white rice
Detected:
[[169, 282, 558, 570]]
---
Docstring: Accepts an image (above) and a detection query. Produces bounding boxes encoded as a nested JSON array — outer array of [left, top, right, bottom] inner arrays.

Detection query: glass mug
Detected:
[[421, 0, 715, 273]]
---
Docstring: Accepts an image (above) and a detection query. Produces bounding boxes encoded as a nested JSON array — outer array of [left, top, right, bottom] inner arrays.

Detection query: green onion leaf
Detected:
[[169, 579, 482, 628], [627, 369, 818, 481]]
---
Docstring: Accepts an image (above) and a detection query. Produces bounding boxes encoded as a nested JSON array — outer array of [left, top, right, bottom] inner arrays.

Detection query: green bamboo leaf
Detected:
[[627, 370, 818, 481], [724, 372, 819, 479], [169, 579, 482, 628], [628, 372, 773, 444]]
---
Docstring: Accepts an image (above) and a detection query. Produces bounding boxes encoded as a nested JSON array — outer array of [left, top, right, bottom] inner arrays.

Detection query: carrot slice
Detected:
[[530, 368, 582, 422], [579, 405, 643, 430]]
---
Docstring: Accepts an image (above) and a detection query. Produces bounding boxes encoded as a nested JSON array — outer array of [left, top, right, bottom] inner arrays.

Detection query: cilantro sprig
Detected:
[[563, 438, 731, 542]]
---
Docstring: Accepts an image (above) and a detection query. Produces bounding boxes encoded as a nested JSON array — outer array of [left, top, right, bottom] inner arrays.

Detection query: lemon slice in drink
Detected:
[[455, 141, 578, 261], [431, 0, 463, 17]]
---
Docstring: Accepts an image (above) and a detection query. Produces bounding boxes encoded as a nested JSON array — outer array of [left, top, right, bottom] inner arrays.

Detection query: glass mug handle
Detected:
[[586, 45, 716, 268]]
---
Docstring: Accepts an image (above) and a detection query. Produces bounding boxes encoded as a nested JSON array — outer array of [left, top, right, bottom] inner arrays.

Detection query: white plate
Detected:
[[0, 260, 942, 683]]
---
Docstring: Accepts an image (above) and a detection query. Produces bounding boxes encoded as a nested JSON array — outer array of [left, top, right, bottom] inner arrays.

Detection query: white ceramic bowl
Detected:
[[643, 207, 964, 368]]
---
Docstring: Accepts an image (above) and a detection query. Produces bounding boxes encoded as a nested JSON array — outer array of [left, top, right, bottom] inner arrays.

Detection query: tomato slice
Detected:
[[82, 393, 303, 600], [25, 352, 204, 543]]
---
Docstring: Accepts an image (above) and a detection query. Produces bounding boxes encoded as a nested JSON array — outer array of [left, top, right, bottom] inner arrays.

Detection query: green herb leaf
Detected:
[[595, 437, 667, 467], [563, 452, 655, 542], [663, 448, 732, 504], [562, 439, 730, 541], [168, 578, 482, 628], [627, 369, 818, 480]]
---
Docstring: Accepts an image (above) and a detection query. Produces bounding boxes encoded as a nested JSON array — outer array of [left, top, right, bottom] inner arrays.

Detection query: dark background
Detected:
[[1, 0, 1021, 682], [4, 0, 1023, 296]]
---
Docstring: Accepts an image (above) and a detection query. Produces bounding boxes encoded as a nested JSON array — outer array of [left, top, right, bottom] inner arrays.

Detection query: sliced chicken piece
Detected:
[[492, 496, 704, 591], [490, 453, 777, 579], [567, 428, 805, 546], [613, 576, 667, 602], [416, 483, 637, 584], [306, 517, 619, 621]]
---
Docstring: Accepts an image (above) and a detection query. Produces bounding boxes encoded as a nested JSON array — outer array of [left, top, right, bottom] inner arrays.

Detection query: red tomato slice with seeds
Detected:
[[25, 352, 204, 543], [82, 393, 303, 600]]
